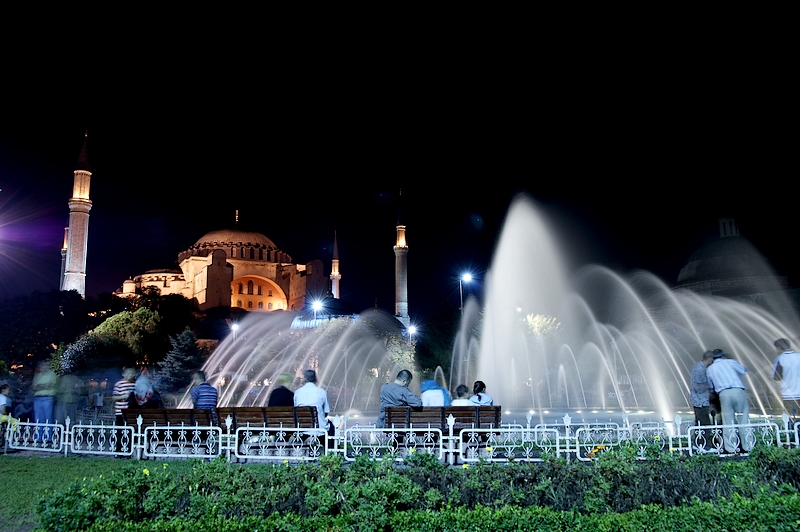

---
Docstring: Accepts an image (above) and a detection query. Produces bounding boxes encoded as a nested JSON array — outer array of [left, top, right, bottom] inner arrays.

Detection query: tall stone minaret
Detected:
[[330, 231, 341, 299], [61, 133, 92, 298], [393, 191, 410, 328]]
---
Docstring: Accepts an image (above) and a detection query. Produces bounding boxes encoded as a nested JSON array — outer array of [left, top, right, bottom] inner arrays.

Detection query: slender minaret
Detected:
[[393, 191, 410, 328], [59, 227, 69, 290], [61, 133, 92, 298], [330, 231, 341, 299]]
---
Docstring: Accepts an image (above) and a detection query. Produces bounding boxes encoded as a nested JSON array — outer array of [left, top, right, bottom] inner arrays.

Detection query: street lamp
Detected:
[[408, 325, 417, 346], [459, 273, 472, 315], [312, 300, 322, 321], [231, 322, 239, 342]]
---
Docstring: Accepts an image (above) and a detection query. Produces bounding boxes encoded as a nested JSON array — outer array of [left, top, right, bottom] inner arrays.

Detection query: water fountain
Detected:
[[452, 194, 799, 423], [190, 309, 416, 418]]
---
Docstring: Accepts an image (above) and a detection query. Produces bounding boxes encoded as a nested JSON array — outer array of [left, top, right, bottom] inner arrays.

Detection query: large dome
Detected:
[[193, 229, 278, 249], [677, 236, 773, 285]]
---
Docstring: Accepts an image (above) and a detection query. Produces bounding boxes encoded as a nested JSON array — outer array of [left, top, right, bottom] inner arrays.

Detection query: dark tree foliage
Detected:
[[155, 328, 208, 393], [0, 290, 96, 370], [58, 333, 137, 374], [415, 303, 459, 378]]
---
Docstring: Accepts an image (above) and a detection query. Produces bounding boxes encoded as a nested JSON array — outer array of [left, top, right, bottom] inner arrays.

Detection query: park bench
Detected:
[[379, 406, 502, 452], [213, 406, 323, 461], [120, 408, 220, 458]]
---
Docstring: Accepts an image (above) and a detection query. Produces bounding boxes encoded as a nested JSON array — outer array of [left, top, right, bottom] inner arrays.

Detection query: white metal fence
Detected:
[[3, 412, 798, 463]]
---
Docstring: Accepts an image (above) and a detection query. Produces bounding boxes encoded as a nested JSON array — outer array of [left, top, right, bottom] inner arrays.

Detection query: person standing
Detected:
[[376, 369, 422, 428], [112, 368, 137, 426], [55, 371, 83, 425], [32, 361, 57, 442], [771, 338, 800, 418], [706, 349, 751, 453], [691, 351, 715, 426], [294, 369, 331, 436]]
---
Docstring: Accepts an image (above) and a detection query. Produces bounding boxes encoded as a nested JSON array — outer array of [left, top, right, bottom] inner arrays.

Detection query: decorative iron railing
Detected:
[[3, 412, 798, 464]]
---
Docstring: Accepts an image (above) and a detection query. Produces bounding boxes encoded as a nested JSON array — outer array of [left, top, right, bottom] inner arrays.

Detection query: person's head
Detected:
[[473, 381, 487, 395], [455, 384, 468, 398], [36, 361, 50, 373], [134, 375, 153, 398], [304, 369, 317, 384], [193, 371, 206, 385], [123, 367, 137, 382], [276, 373, 293, 388], [395, 370, 413, 387], [775, 338, 791, 353], [702, 350, 715, 366], [0, 384, 11, 396], [711, 349, 725, 360]]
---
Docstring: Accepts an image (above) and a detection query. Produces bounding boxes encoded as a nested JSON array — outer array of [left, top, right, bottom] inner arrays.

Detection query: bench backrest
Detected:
[[213, 406, 318, 430], [121, 408, 214, 427], [383, 406, 501, 429]]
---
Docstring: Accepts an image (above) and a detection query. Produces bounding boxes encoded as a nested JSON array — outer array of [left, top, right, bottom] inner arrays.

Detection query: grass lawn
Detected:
[[0, 454, 140, 532]]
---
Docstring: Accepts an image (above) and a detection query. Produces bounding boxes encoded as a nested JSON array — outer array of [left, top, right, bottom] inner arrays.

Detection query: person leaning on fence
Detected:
[[772, 338, 800, 420], [706, 349, 751, 453], [0, 383, 19, 427], [376, 369, 422, 428], [32, 361, 57, 442]]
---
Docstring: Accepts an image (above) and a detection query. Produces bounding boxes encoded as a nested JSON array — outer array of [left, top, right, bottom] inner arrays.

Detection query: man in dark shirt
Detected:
[[376, 369, 422, 428], [268, 373, 295, 407]]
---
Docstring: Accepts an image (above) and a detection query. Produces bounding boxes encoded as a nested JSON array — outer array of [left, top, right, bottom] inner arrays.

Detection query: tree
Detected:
[[155, 329, 208, 393], [57, 333, 137, 374], [92, 307, 162, 365]]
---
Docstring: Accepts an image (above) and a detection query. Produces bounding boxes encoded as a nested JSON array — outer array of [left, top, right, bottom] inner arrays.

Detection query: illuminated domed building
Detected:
[[118, 225, 328, 313]]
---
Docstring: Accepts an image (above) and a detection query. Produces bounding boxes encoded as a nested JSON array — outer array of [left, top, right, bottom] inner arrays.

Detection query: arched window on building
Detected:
[[248, 301, 253, 308], [268, 302, 273, 310], [258, 302, 263, 309], [268, 289, 273, 297], [238, 283, 243, 294], [250, 248, 255, 259], [236, 300, 243, 307], [232, 248, 237, 258], [247, 281, 254, 295], [257, 285, 262, 296]]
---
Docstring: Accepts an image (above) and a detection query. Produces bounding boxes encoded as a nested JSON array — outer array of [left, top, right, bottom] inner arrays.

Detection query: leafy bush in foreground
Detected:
[[37, 446, 800, 532]]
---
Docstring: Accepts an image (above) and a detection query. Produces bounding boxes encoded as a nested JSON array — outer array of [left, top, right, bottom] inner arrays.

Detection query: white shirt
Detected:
[[773, 350, 800, 400], [0, 393, 11, 412], [293, 382, 330, 430]]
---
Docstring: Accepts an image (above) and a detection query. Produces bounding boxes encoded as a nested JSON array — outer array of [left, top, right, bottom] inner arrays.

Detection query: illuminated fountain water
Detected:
[[454, 194, 800, 422], [185, 310, 415, 416]]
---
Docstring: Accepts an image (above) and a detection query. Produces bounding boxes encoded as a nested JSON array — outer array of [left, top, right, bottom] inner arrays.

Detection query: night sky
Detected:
[[1, 59, 794, 328]]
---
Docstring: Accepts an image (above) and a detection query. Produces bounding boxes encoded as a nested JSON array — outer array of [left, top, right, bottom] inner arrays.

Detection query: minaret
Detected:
[[330, 231, 341, 299], [393, 191, 410, 328], [61, 133, 92, 298], [59, 227, 69, 291]]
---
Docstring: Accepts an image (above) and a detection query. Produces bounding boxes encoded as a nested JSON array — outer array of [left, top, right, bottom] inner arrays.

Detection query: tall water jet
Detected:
[[472, 194, 800, 421]]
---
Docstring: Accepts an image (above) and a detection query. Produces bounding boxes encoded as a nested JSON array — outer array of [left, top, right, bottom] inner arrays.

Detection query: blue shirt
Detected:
[[706, 358, 747, 393], [191, 382, 218, 409]]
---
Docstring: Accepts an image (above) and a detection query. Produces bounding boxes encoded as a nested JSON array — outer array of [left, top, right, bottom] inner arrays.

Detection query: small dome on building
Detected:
[[193, 229, 278, 250]]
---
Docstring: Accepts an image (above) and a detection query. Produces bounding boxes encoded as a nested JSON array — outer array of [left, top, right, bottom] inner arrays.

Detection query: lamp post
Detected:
[[231, 322, 239, 343], [408, 325, 417, 346], [459, 273, 472, 315], [312, 300, 322, 321]]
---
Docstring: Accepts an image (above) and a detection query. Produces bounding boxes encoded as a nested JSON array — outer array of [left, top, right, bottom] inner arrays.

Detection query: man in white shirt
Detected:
[[772, 338, 800, 418], [293, 370, 331, 436]]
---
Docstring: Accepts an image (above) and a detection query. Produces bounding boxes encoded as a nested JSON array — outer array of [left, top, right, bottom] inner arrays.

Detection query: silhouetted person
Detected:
[[706, 349, 751, 453], [294, 369, 331, 436], [268, 373, 294, 407]]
